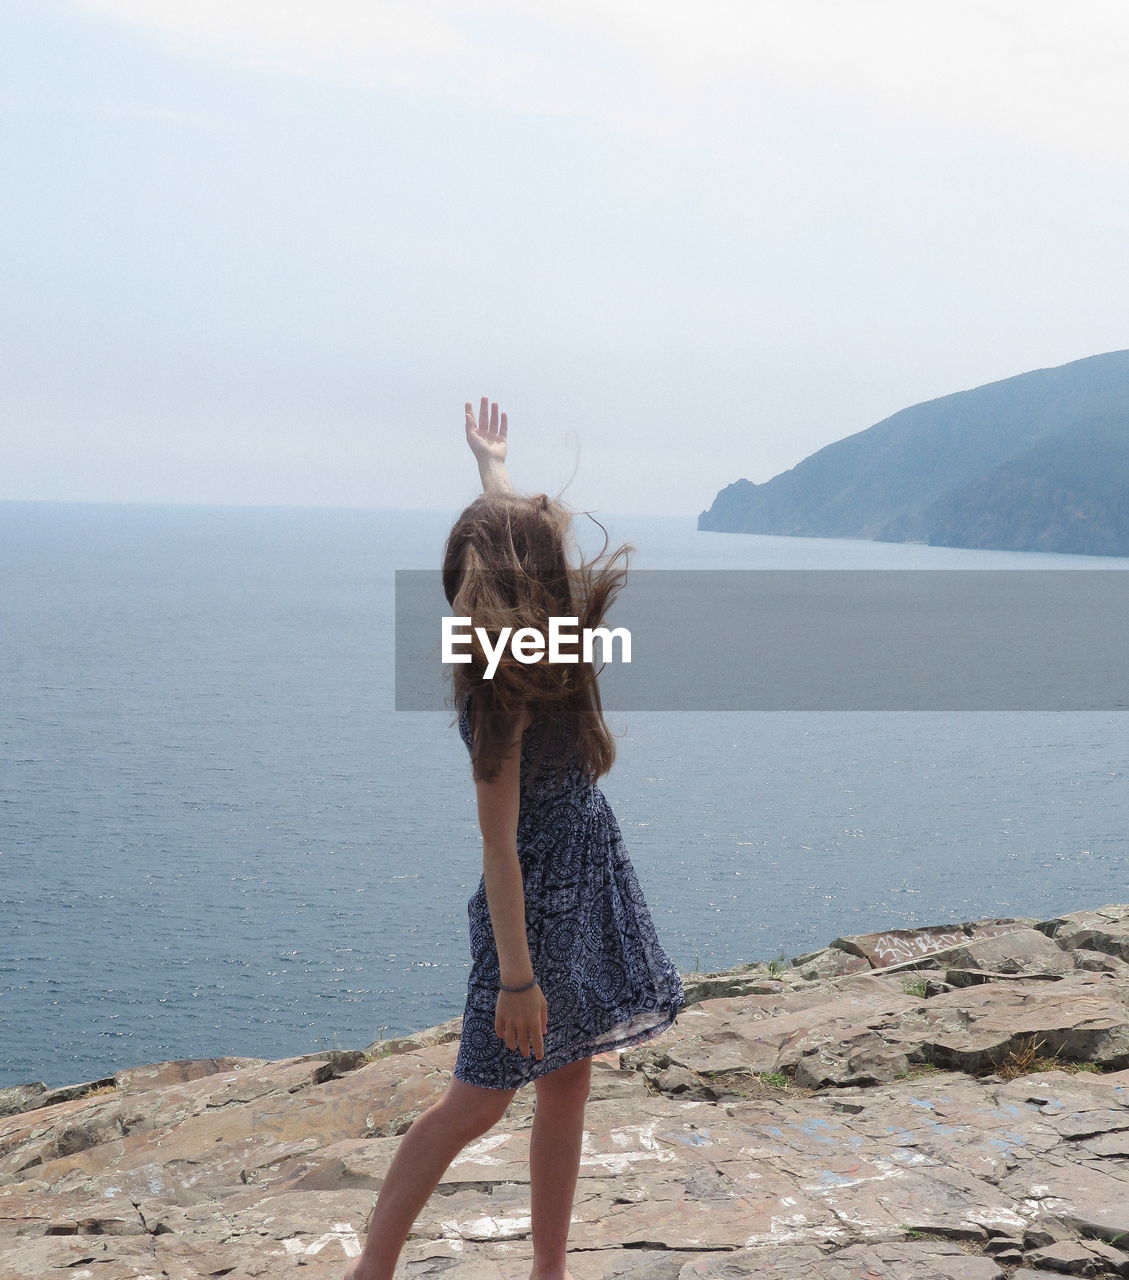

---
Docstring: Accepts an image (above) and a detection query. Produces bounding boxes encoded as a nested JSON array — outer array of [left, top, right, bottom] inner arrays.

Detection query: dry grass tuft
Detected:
[[995, 1034, 1065, 1080]]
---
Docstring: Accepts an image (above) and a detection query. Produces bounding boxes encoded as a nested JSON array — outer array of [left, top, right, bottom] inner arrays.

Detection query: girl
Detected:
[[344, 399, 685, 1280]]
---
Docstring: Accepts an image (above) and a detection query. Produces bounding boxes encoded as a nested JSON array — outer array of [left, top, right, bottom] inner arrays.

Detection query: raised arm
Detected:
[[465, 396, 513, 494]]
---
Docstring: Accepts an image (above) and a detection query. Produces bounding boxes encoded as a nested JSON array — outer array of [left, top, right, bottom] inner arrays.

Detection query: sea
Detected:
[[2, 499, 1126, 1089]]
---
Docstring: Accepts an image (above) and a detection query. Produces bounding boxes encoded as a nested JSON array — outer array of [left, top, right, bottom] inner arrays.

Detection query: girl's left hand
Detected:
[[495, 983, 548, 1060], [465, 396, 508, 464]]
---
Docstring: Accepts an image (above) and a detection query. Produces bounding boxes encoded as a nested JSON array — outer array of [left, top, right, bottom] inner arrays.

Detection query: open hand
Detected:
[[465, 396, 508, 465]]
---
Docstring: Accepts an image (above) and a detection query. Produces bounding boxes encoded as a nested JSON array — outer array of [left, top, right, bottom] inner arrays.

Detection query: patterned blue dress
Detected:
[[453, 694, 686, 1089]]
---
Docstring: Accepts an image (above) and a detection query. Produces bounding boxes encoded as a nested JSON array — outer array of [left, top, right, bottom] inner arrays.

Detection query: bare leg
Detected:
[[343, 1077, 518, 1280], [528, 1056, 592, 1280]]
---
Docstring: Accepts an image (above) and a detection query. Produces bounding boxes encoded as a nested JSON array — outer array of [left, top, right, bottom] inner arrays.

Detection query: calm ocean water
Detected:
[[2, 500, 1127, 1088]]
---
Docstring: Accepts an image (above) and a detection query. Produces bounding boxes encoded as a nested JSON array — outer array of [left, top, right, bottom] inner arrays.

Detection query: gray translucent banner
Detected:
[[395, 569, 1129, 711]]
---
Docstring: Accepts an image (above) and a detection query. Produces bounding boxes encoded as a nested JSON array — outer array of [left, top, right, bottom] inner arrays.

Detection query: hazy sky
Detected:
[[4, 2, 1129, 515]]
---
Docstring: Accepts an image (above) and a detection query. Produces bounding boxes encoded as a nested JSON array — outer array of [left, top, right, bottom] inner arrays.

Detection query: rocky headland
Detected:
[[2, 903, 1128, 1279], [698, 348, 1129, 557]]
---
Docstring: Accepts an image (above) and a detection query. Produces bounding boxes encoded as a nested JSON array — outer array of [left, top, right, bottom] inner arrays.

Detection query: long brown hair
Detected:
[[442, 490, 631, 785]]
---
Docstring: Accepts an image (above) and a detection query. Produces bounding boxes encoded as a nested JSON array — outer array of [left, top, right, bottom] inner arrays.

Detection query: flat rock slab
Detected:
[[834, 918, 1039, 970], [658, 966, 1129, 1089], [1038, 904, 1129, 965], [2, 903, 1128, 1279], [3, 1068, 1120, 1278], [684, 1240, 1010, 1278], [657, 976, 920, 1094], [891, 973, 1129, 1071]]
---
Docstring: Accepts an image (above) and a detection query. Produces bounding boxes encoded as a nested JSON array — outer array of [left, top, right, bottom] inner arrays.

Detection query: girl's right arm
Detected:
[[464, 396, 514, 494], [474, 705, 549, 1060]]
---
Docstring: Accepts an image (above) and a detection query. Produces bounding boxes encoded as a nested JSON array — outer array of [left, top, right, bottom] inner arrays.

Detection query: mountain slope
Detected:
[[699, 349, 1129, 555]]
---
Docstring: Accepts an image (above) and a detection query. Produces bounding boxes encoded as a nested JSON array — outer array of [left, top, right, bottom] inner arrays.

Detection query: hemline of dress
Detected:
[[451, 1004, 682, 1091]]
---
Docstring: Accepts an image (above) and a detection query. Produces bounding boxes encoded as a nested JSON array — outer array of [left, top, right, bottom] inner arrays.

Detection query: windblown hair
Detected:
[[442, 490, 631, 785]]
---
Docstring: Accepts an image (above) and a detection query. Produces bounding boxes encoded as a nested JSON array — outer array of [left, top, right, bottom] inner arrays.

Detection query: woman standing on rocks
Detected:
[[344, 399, 685, 1280]]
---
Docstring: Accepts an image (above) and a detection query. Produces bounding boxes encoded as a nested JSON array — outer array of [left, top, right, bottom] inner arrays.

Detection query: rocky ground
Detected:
[[2, 903, 1127, 1279]]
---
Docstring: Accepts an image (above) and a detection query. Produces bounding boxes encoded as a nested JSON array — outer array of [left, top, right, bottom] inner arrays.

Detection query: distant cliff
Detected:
[[699, 349, 1129, 556]]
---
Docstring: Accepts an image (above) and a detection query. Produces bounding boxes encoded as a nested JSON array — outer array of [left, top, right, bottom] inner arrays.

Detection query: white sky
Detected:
[[4, 1, 1128, 514]]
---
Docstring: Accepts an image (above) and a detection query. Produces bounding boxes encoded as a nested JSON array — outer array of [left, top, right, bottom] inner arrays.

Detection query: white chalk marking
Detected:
[[766, 1211, 813, 1242], [969, 1208, 1029, 1230], [440, 1213, 533, 1240], [281, 1222, 361, 1257], [450, 1132, 512, 1167], [578, 1121, 677, 1173]]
